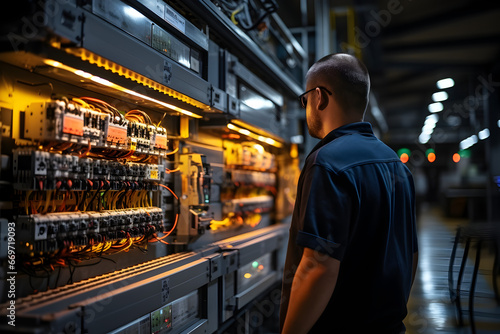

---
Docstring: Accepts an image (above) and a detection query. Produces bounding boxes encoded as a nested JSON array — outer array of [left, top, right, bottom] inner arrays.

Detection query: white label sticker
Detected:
[[164, 4, 185, 34], [190, 56, 200, 73]]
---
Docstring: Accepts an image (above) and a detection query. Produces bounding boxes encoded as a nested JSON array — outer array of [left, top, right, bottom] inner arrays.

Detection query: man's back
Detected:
[[281, 122, 418, 333]]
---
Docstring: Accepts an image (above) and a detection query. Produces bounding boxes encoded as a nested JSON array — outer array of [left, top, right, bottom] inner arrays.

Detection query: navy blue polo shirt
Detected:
[[280, 122, 418, 333]]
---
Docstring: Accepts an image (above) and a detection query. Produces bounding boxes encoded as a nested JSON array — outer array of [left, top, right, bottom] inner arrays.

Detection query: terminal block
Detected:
[[24, 100, 86, 144], [16, 207, 164, 256], [84, 108, 110, 146], [13, 148, 163, 190]]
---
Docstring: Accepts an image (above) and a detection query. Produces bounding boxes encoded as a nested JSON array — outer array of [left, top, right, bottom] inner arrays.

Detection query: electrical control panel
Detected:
[[176, 153, 214, 243], [0, 0, 304, 332]]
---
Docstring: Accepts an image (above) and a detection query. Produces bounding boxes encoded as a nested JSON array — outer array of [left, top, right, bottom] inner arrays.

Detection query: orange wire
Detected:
[[165, 167, 180, 174], [166, 147, 179, 155], [156, 213, 179, 240], [158, 184, 178, 199], [78, 140, 92, 158]]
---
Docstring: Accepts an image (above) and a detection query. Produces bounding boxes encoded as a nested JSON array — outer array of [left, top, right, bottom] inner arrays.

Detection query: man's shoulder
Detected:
[[311, 133, 400, 173]]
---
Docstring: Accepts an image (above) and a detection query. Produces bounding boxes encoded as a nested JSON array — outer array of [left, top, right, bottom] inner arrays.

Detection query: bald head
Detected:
[[307, 53, 370, 118]]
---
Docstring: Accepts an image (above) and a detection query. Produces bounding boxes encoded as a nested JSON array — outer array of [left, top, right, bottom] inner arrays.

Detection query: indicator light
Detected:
[[426, 149, 436, 163], [397, 148, 411, 164], [400, 153, 409, 164]]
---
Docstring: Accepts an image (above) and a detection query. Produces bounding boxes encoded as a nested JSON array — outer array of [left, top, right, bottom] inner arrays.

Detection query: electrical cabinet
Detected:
[[0, 0, 304, 332]]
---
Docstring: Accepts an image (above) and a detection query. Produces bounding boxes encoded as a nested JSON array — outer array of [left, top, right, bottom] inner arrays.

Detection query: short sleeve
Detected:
[[296, 164, 353, 261]]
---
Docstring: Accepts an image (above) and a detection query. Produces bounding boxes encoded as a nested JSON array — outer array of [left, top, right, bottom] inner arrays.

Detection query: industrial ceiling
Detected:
[[278, 0, 500, 150]]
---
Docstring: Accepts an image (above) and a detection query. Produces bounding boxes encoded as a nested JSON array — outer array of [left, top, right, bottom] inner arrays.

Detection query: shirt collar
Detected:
[[308, 122, 374, 158]]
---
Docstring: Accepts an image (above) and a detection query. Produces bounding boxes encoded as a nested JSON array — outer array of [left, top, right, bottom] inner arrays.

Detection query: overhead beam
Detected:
[[382, 61, 486, 71], [382, 2, 498, 39], [384, 35, 500, 53]]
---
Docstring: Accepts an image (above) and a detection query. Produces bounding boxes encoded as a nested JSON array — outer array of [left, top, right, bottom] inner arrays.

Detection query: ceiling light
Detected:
[[424, 118, 438, 126], [422, 122, 436, 130], [428, 102, 444, 113], [459, 135, 478, 150], [421, 127, 434, 135], [436, 78, 454, 89], [425, 114, 439, 123], [478, 128, 490, 140], [419, 133, 430, 144], [432, 91, 448, 102]]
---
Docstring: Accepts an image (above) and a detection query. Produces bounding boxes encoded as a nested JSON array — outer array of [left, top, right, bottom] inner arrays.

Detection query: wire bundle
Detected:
[[218, 0, 278, 31], [16, 96, 179, 293]]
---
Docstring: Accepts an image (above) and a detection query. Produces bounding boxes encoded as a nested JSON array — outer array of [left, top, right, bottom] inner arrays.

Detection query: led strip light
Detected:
[[43, 58, 204, 119]]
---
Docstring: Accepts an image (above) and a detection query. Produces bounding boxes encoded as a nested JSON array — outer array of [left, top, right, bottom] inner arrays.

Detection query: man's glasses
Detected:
[[298, 86, 333, 108]]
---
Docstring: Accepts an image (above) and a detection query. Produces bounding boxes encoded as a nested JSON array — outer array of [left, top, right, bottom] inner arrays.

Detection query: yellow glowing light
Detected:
[[226, 123, 283, 148], [43, 59, 203, 119], [244, 273, 252, 279], [253, 144, 265, 154], [265, 138, 276, 146], [44, 60, 61, 67], [90, 76, 113, 87], [74, 70, 92, 78], [65, 48, 213, 111], [43, 59, 71, 71], [290, 143, 298, 159], [123, 89, 202, 118]]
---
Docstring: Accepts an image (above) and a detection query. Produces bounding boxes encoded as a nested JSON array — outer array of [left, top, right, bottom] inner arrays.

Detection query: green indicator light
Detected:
[[459, 149, 470, 158], [397, 148, 411, 157], [252, 261, 259, 268]]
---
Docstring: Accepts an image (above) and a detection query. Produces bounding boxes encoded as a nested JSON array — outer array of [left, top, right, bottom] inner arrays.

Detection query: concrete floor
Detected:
[[255, 203, 500, 334], [405, 204, 500, 334]]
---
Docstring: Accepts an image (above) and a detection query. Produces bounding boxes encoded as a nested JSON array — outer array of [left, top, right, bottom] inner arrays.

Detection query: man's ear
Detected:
[[318, 88, 329, 110]]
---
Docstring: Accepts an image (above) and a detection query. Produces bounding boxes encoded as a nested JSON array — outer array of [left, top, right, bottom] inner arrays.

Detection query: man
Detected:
[[280, 53, 418, 333]]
